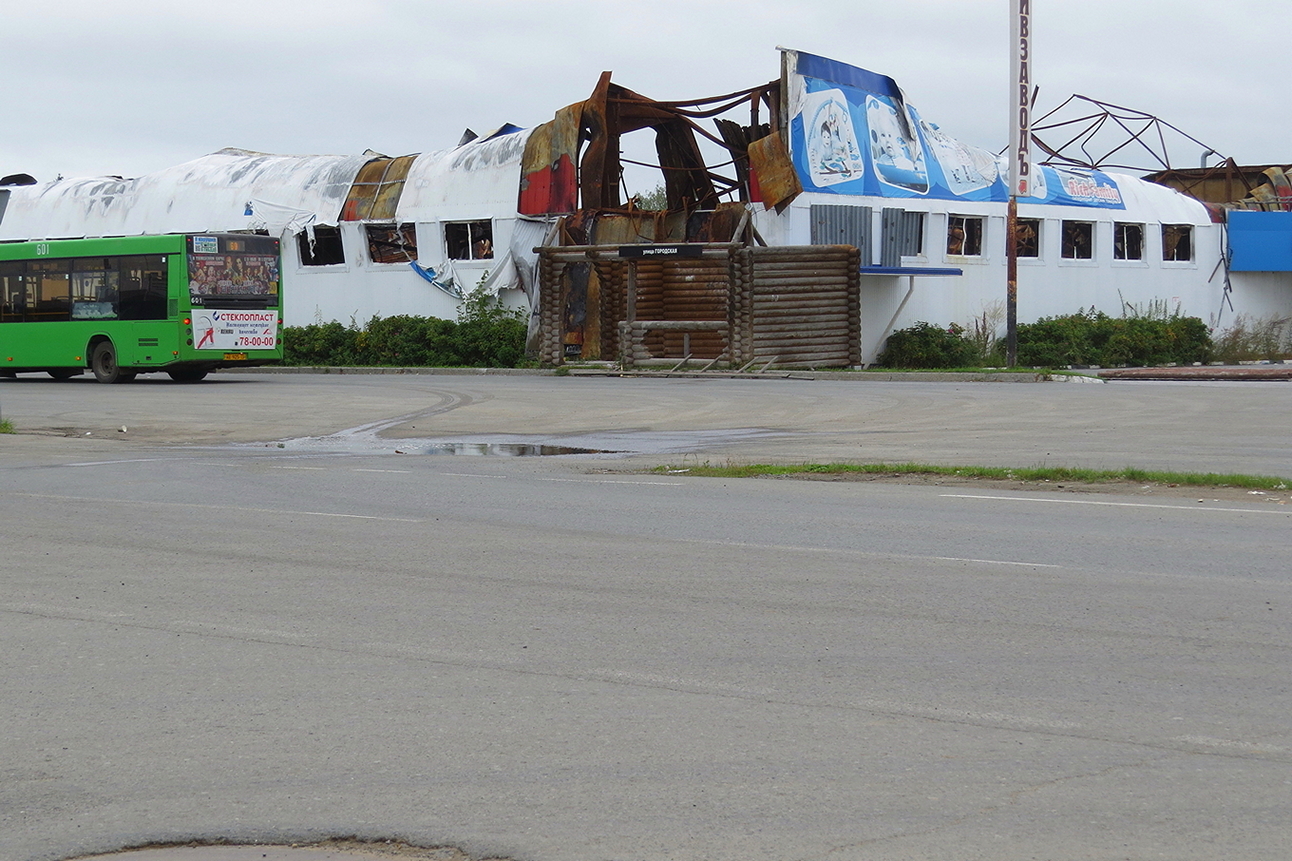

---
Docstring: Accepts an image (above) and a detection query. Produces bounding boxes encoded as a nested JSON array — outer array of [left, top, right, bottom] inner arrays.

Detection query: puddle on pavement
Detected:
[[422, 442, 614, 456], [249, 428, 784, 458]]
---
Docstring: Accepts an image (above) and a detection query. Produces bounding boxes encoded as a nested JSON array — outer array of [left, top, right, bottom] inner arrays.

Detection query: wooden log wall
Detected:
[[653, 256, 731, 359], [595, 257, 626, 362], [537, 253, 566, 365], [743, 245, 861, 368], [636, 260, 666, 358], [618, 321, 730, 367]]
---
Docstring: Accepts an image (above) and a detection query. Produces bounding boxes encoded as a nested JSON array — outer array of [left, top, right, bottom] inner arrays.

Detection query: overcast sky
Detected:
[[4, 1, 1286, 188]]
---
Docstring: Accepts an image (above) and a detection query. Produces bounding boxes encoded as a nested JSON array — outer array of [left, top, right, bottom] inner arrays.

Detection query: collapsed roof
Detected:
[[0, 132, 531, 242], [0, 49, 1225, 244]]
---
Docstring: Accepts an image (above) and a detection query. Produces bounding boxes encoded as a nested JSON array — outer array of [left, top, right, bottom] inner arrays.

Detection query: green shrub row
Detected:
[[878, 307, 1214, 369], [876, 322, 980, 369], [1014, 309, 1211, 368], [283, 292, 528, 368]]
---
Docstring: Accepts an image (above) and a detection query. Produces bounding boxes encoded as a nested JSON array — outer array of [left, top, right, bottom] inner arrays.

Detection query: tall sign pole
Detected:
[[1007, 0, 1031, 366]]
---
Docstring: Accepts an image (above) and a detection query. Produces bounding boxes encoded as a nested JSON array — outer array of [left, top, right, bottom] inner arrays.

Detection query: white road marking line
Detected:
[[65, 458, 179, 467], [438, 472, 509, 479], [929, 556, 1062, 568], [647, 535, 1065, 570], [1171, 735, 1289, 754], [12, 492, 422, 522], [4, 602, 135, 621], [171, 620, 300, 639], [941, 493, 1290, 515], [270, 465, 327, 470], [352, 468, 411, 473]]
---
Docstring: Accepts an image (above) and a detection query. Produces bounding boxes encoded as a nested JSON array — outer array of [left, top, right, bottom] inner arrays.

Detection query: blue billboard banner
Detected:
[[787, 51, 1125, 210], [1228, 210, 1292, 272]]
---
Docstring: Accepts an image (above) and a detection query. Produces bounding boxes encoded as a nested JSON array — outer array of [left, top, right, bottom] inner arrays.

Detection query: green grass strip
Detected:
[[652, 461, 1291, 490], [0, 418, 14, 434]]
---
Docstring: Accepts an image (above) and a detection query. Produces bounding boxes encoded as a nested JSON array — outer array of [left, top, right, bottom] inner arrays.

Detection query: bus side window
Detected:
[[29, 259, 71, 321], [71, 258, 120, 320], [119, 255, 169, 320], [0, 262, 24, 323]]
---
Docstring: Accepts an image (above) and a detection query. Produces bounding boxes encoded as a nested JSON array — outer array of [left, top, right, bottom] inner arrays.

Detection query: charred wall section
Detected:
[[537, 243, 860, 369]]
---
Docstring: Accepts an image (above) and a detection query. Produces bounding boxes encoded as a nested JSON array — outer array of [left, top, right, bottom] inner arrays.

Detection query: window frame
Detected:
[[1162, 224, 1194, 263], [1060, 220, 1095, 261], [1011, 217, 1042, 259], [444, 220, 495, 262], [946, 215, 985, 258], [1113, 222, 1145, 262]]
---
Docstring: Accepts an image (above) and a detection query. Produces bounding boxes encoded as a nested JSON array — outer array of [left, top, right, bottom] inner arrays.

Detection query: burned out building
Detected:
[[3, 49, 1282, 366]]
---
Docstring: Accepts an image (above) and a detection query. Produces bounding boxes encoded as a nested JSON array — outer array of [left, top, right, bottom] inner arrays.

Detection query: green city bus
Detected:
[[0, 233, 283, 383]]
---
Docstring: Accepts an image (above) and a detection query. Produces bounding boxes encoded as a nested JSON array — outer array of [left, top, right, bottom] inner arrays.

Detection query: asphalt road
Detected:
[[2, 371, 1292, 474], [2, 373, 1290, 861]]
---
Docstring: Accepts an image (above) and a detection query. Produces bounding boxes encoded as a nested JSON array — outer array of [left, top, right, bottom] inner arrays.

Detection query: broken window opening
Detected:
[[298, 226, 345, 266], [366, 224, 418, 264], [947, 216, 984, 257], [1011, 218, 1041, 258], [445, 221, 494, 261], [1114, 222, 1144, 260], [1162, 224, 1193, 261], [1061, 221, 1094, 260]]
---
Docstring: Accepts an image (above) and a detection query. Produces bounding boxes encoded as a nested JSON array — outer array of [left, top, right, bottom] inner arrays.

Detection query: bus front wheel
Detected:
[[91, 342, 130, 384]]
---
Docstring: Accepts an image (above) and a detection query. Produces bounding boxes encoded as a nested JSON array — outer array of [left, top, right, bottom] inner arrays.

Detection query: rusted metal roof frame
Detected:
[[1031, 94, 1225, 174], [572, 78, 780, 213], [342, 154, 417, 222], [1143, 158, 1259, 203]]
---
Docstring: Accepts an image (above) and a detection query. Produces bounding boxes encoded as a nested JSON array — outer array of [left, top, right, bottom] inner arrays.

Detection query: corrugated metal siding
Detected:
[[880, 208, 925, 266], [810, 204, 871, 262]]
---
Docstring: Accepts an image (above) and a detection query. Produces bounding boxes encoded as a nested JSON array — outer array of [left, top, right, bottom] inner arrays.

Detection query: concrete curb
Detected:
[[231, 364, 1292, 383], [1099, 366, 1292, 381], [230, 365, 546, 376], [225, 366, 1091, 383]]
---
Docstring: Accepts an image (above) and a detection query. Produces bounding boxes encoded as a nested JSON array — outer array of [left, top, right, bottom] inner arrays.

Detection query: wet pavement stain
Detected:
[[420, 443, 616, 456]]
